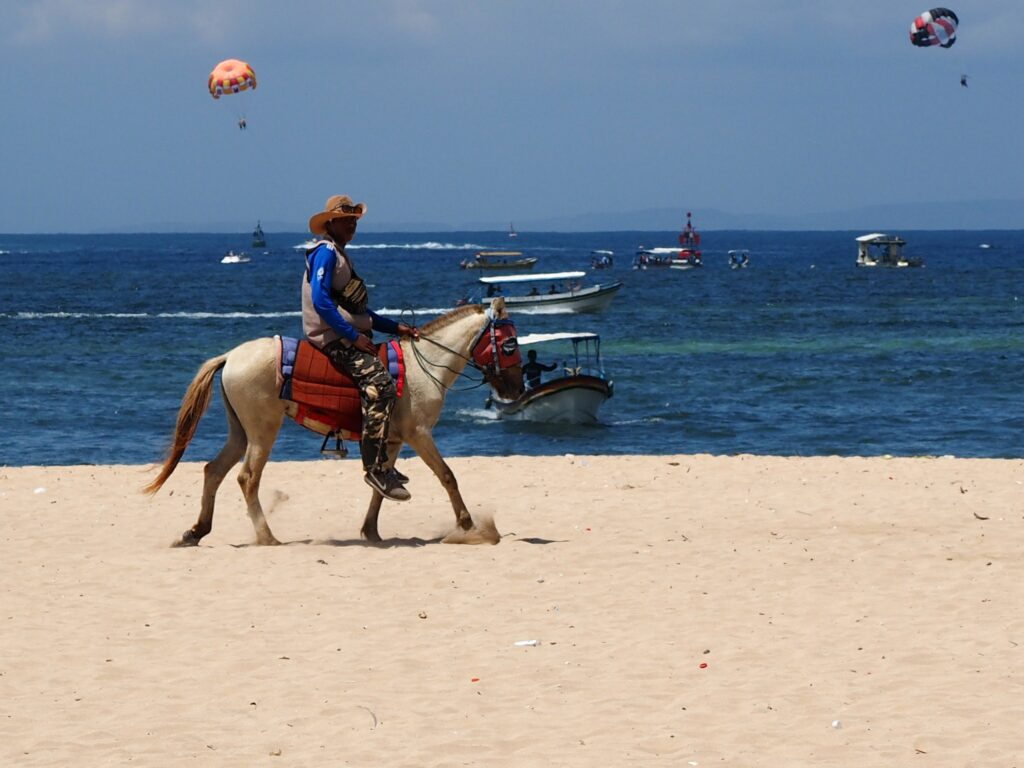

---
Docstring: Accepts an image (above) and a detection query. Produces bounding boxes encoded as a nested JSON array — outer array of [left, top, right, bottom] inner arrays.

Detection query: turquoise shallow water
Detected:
[[1, 229, 1021, 465]]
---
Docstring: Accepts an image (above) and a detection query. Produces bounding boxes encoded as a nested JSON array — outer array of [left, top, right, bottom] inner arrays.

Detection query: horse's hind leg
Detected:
[[361, 490, 385, 543], [177, 388, 246, 547], [237, 439, 281, 546]]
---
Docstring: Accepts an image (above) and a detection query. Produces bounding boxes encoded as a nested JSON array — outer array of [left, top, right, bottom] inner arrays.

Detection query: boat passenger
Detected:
[[522, 350, 557, 390], [548, 284, 558, 294], [528, 286, 540, 296], [302, 194, 419, 502]]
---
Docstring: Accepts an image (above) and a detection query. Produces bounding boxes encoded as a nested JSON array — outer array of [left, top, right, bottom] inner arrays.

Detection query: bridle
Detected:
[[408, 308, 522, 393]]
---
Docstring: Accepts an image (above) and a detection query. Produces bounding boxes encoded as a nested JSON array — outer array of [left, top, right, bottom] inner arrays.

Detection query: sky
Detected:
[[1, 0, 1022, 232]]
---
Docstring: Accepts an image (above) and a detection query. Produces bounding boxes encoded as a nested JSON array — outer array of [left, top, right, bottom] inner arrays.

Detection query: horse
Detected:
[[143, 299, 524, 547]]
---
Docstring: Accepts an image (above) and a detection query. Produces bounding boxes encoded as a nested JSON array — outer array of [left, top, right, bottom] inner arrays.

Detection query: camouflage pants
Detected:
[[324, 339, 397, 472]]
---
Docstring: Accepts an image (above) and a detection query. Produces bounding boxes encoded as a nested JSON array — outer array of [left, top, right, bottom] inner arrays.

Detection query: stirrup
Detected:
[[319, 433, 348, 458]]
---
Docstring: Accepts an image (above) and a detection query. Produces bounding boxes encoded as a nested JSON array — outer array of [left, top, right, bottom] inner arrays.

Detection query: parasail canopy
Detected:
[[910, 8, 959, 48], [208, 59, 257, 99]]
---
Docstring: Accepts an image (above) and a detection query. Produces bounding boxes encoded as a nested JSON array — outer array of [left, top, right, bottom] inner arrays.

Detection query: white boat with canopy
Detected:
[[487, 331, 612, 423], [476, 271, 622, 314], [855, 233, 923, 268]]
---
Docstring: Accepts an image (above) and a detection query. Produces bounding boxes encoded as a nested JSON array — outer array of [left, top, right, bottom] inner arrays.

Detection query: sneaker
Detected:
[[364, 469, 411, 502], [390, 466, 410, 484]]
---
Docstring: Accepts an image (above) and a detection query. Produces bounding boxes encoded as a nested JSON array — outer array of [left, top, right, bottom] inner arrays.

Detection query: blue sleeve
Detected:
[[368, 310, 400, 335], [308, 244, 358, 342]]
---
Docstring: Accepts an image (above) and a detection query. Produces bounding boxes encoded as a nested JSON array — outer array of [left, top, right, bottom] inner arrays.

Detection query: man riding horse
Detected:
[[302, 195, 419, 501]]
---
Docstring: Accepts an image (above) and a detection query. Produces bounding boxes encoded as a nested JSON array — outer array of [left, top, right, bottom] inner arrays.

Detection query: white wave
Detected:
[[10, 310, 300, 320], [375, 306, 453, 316], [294, 240, 486, 251], [0, 250, 9, 254], [348, 242, 486, 251], [455, 407, 500, 421], [156, 311, 300, 319]]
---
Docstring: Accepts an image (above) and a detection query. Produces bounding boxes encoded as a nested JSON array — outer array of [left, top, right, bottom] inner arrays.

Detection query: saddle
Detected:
[[275, 336, 405, 440]]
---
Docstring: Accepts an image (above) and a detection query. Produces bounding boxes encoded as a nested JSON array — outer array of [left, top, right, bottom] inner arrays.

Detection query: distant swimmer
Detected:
[[238, 117, 247, 130], [960, 74, 969, 88]]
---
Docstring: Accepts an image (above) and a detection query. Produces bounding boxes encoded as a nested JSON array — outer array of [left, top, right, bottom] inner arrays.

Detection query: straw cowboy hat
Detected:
[[308, 194, 367, 234]]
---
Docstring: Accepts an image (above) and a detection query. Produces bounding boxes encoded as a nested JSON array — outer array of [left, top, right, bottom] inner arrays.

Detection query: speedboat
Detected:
[[728, 249, 750, 269], [460, 251, 537, 270], [855, 233, 923, 268], [487, 331, 612, 423], [221, 250, 251, 264], [590, 250, 614, 269], [477, 271, 622, 314]]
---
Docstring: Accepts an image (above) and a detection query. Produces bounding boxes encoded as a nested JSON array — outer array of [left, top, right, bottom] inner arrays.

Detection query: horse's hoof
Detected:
[[361, 528, 382, 544], [443, 516, 501, 545], [171, 530, 201, 548]]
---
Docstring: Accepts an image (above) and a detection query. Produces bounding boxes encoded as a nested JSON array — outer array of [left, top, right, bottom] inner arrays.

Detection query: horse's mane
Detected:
[[419, 304, 484, 335]]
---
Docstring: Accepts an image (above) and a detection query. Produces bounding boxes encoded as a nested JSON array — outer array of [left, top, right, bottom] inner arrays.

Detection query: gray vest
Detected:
[[301, 239, 372, 348]]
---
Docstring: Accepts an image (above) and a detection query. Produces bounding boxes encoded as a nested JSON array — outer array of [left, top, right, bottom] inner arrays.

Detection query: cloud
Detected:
[[4, 0, 238, 44]]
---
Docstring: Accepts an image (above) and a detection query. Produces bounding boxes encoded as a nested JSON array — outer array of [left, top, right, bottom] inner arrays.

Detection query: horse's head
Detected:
[[470, 298, 524, 400]]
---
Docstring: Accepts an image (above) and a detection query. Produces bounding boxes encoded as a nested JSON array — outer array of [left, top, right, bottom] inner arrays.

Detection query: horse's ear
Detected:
[[490, 296, 508, 318]]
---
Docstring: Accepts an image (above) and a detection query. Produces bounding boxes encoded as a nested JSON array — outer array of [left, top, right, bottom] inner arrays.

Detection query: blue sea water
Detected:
[[0, 229, 1021, 466]]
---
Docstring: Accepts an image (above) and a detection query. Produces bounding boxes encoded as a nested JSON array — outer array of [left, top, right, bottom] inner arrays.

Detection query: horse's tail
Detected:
[[142, 353, 228, 495]]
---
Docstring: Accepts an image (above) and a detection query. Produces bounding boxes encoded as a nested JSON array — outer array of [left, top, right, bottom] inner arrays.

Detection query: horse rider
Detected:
[[302, 194, 419, 501]]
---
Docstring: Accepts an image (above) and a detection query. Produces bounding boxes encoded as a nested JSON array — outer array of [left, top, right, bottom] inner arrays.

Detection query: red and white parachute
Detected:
[[909, 8, 958, 48]]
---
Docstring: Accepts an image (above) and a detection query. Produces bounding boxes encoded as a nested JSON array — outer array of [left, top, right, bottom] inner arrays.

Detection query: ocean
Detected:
[[1, 229, 1021, 466]]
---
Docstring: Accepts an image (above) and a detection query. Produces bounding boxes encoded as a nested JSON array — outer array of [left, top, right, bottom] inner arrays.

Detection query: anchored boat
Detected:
[[855, 233, 923, 268], [251, 221, 266, 248], [460, 251, 537, 270]]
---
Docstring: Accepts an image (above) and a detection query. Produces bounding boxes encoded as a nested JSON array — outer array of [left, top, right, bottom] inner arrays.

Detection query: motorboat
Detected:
[[632, 248, 674, 269], [590, 250, 614, 269], [855, 233, 923, 268], [477, 271, 622, 314], [728, 249, 750, 269], [221, 250, 251, 264], [460, 250, 537, 270], [251, 220, 266, 248], [487, 331, 612, 423], [635, 211, 703, 271]]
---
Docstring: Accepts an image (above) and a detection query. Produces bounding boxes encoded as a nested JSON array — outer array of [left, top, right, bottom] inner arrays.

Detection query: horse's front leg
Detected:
[[405, 431, 472, 530]]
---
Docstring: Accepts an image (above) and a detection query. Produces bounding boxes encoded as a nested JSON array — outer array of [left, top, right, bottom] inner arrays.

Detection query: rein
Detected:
[[409, 333, 490, 393], [399, 309, 491, 393]]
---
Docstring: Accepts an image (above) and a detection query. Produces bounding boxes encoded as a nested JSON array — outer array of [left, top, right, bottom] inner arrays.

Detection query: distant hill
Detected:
[[434, 199, 1024, 232], [89, 199, 1023, 234]]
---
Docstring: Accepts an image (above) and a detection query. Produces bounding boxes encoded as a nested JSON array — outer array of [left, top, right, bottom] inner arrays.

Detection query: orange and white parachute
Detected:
[[208, 59, 257, 99]]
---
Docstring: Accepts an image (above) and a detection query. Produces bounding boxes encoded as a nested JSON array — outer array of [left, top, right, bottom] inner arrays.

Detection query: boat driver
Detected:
[[301, 194, 419, 502], [522, 349, 557, 390]]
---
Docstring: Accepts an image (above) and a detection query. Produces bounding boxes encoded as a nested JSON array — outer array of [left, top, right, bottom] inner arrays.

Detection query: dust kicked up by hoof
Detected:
[[443, 514, 501, 545]]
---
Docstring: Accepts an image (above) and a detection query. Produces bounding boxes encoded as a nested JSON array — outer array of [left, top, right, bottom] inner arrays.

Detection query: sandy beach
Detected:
[[1, 454, 1022, 766]]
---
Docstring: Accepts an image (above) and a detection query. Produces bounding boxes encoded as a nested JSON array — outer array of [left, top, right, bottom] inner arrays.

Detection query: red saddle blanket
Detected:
[[276, 337, 405, 438]]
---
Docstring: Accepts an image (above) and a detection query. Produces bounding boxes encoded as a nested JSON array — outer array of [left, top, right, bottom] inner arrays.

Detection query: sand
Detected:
[[1, 454, 1022, 766]]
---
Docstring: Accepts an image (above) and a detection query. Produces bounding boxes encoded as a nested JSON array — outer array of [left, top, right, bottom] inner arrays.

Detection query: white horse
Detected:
[[144, 299, 523, 546]]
